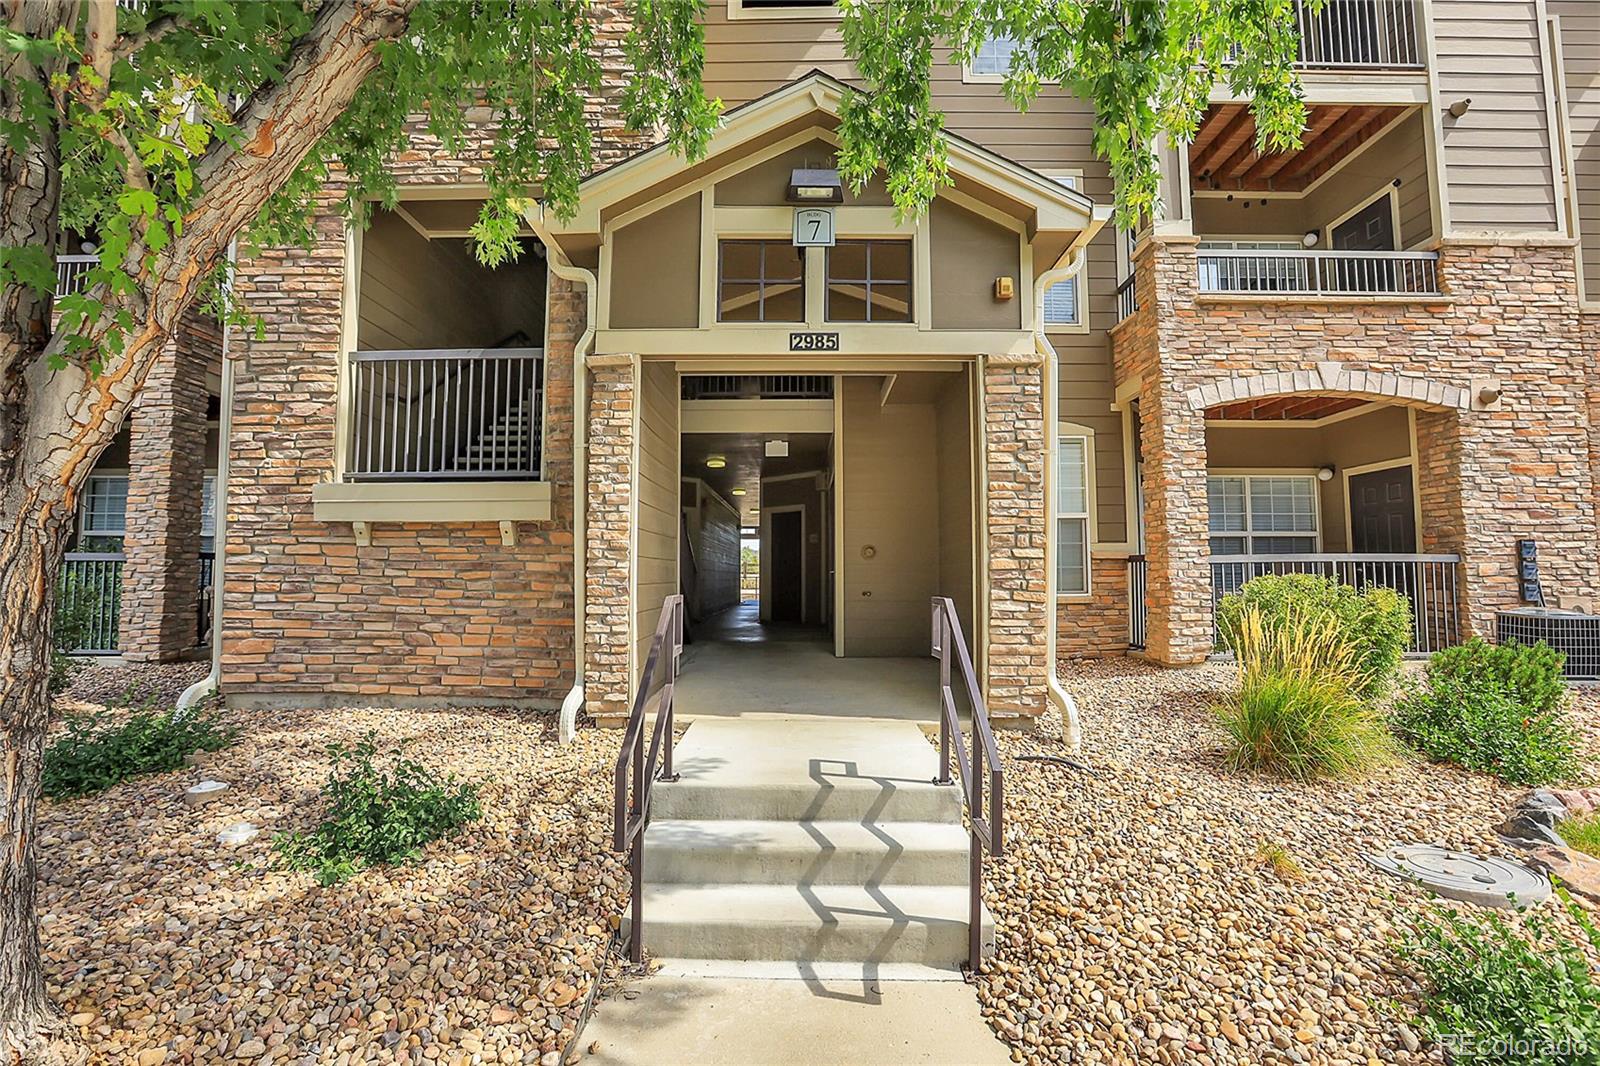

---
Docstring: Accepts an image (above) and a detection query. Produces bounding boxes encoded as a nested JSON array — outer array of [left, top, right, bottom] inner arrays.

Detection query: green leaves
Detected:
[[42, 706, 237, 799]]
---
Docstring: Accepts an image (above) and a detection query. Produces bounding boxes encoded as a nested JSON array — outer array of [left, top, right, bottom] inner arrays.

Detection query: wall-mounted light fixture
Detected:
[[1302, 231, 1320, 248], [1317, 466, 1336, 482], [787, 168, 843, 204], [1447, 98, 1472, 119], [731, 487, 747, 496]]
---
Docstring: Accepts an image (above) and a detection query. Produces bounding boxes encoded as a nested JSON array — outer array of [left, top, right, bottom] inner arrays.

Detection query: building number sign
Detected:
[[793, 207, 836, 247], [789, 332, 840, 352]]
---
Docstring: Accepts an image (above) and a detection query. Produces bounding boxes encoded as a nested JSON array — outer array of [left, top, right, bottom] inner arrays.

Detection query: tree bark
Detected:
[[0, 1, 419, 1057]]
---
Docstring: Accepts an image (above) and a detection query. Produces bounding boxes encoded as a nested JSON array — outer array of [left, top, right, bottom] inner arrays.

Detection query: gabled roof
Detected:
[[536, 70, 1100, 240]]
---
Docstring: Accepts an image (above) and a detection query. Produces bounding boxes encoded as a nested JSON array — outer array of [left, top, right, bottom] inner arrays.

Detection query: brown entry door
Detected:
[[1349, 466, 1417, 553], [770, 510, 804, 623]]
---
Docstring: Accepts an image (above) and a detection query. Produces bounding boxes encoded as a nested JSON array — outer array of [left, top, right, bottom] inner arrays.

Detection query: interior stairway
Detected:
[[627, 718, 994, 970], [452, 398, 540, 474]]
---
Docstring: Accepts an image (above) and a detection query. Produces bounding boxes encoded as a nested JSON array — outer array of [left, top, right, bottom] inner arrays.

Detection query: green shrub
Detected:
[[43, 707, 236, 798], [274, 732, 481, 885], [1397, 894, 1600, 1065], [1213, 604, 1399, 780], [1392, 638, 1578, 786], [1216, 574, 1412, 696]]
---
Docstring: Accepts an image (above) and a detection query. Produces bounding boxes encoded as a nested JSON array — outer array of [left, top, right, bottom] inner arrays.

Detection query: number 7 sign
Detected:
[[793, 207, 836, 247]]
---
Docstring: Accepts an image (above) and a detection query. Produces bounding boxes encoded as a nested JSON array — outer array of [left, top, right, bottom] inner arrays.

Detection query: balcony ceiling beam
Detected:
[[1274, 106, 1383, 186], [1190, 105, 1255, 182]]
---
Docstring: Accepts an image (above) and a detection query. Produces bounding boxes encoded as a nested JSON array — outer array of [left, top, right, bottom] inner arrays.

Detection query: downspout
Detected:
[[177, 243, 237, 712], [1033, 209, 1109, 751], [524, 206, 598, 745]]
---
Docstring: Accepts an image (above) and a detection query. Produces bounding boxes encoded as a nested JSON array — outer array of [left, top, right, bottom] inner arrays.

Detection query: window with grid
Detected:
[[1208, 474, 1318, 555], [718, 240, 805, 322], [81, 474, 129, 537], [970, 34, 1018, 77], [826, 240, 913, 323], [1057, 435, 1091, 594]]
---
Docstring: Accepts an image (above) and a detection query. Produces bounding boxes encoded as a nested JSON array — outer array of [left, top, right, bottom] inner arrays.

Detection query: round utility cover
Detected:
[[1364, 846, 1551, 908]]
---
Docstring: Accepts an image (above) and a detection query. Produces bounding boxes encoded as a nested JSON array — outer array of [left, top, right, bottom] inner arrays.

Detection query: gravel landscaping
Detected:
[[977, 657, 1600, 1066], [38, 704, 626, 1065], [59, 659, 212, 711]]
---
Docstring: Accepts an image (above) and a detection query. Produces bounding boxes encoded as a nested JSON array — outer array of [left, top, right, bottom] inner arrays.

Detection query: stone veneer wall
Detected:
[[220, 5, 650, 705], [983, 353, 1051, 724], [583, 356, 635, 722], [1056, 555, 1133, 659], [1112, 236, 1599, 664], [120, 309, 219, 661]]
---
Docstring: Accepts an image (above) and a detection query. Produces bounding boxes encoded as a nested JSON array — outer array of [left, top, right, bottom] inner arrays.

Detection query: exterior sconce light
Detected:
[[1447, 98, 1472, 119], [1477, 383, 1502, 406], [787, 168, 843, 204], [994, 276, 1015, 300], [706, 455, 726, 469], [1302, 231, 1320, 248], [1316, 466, 1336, 482]]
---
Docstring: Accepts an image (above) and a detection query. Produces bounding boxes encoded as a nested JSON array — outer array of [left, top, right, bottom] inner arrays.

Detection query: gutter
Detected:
[[1033, 205, 1112, 752], [523, 205, 598, 745], [177, 244, 237, 713]]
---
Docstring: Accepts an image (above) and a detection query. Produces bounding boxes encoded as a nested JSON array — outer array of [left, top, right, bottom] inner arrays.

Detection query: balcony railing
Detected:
[[55, 254, 96, 298], [1196, 250, 1440, 298], [1127, 555, 1147, 650], [58, 552, 125, 654], [1293, 0, 1422, 69], [681, 374, 833, 400], [1210, 553, 1462, 654], [1114, 275, 1138, 323], [347, 348, 544, 481]]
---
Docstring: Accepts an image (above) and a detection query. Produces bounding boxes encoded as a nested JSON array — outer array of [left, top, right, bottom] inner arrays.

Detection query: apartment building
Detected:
[[208, 0, 1600, 730]]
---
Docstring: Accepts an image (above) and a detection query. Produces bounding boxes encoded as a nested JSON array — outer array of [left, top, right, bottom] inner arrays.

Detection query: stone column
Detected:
[[585, 354, 635, 723], [120, 327, 212, 661], [982, 352, 1049, 726], [1137, 374, 1212, 665]]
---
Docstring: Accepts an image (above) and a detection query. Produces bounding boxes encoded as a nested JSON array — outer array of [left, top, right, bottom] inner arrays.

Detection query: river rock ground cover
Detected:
[[976, 657, 1600, 1066], [38, 701, 626, 1065]]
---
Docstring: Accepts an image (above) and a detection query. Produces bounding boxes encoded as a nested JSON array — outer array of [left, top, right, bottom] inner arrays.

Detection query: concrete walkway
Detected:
[[580, 973, 1011, 1066]]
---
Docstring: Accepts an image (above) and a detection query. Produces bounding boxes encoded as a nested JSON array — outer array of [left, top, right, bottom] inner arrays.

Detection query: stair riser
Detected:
[[651, 784, 962, 823], [643, 843, 971, 887], [623, 914, 993, 967]]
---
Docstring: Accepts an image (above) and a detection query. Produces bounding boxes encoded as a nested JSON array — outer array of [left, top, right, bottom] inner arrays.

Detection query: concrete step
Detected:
[[642, 819, 970, 887], [625, 883, 994, 967], [653, 718, 960, 823]]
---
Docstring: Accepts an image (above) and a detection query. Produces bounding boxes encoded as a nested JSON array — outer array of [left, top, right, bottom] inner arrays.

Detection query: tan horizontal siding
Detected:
[[1553, 1, 1600, 301], [1432, 0, 1560, 232]]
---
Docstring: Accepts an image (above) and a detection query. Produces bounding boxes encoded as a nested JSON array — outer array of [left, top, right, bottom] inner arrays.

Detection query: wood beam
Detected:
[[1275, 107, 1372, 184], [1191, 105, 1254, 181]]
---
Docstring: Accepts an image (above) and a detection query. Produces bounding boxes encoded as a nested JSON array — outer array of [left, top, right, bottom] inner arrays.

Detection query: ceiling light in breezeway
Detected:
[[706, 455, 726, 469]]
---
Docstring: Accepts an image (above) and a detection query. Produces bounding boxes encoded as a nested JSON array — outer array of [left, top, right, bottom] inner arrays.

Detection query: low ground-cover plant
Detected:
[[1558, 815, 1600, 860], [43, 706, 236, 798], [1392, 638, 1578, 786], [274, 732, 481, 885], [1396, 894, 1600, 1066], [1216, 574, 1412, 697], [1213, 604, 1398, 780]]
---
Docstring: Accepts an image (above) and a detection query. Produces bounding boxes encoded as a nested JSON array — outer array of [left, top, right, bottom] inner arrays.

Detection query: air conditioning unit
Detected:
[[1495, 608, 1600, 681]]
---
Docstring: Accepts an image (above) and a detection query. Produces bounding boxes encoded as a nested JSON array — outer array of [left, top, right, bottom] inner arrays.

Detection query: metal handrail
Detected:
[[1196, 250, 1441, 297], [1114, 275, 1138, 322], [930, 596, 1003, 969], [612, 593, 685, 964]]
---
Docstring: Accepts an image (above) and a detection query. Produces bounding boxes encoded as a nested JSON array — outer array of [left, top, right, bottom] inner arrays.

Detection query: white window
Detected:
[[1208, 474, 1319, 555], [1057, 433, 1092, 595], [970, 34, 1019, 77], [1042, 172, 1083, 328], [81, 474, 129, 537], [201, 475, 217, 551]]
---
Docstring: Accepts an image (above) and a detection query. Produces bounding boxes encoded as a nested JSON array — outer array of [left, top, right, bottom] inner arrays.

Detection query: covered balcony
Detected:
[[1185, 102, 1439, 299], [1283, 0, 1423, 70]]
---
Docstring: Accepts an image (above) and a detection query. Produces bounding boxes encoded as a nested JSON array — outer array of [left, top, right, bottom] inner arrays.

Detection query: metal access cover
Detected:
[[1364, 846, 1552, 908]]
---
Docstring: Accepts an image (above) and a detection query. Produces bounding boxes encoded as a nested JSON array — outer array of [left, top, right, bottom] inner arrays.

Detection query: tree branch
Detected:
[[113, 12, 183, 60]]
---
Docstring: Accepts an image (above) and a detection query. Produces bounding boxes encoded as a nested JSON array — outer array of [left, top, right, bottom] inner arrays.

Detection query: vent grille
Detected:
[[1495, 609, 1600, 680]]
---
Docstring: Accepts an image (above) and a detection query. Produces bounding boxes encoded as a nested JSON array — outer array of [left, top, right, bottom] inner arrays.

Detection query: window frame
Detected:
[[1040, 170, 1087, 332], [824, 238, 915, 324], [962, 33, 1062, 84], [717, 238, 807, 324], [726, 0, 840, 20], [80, 472, 130, 539], [1206, 472, 1322, 556], [1055, 425, 1095, 597]]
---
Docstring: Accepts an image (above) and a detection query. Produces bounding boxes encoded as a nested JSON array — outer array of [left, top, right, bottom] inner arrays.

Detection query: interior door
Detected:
[[770, 510, 804, 623], [1349, 466, 1417, 553]]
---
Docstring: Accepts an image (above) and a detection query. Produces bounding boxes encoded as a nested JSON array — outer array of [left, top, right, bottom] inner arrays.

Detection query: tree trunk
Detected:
[[0, 481, 77, 1066]]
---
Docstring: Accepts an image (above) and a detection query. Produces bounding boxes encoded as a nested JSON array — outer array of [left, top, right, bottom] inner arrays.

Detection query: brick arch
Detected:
[[1184, 361, 1473, 413]]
